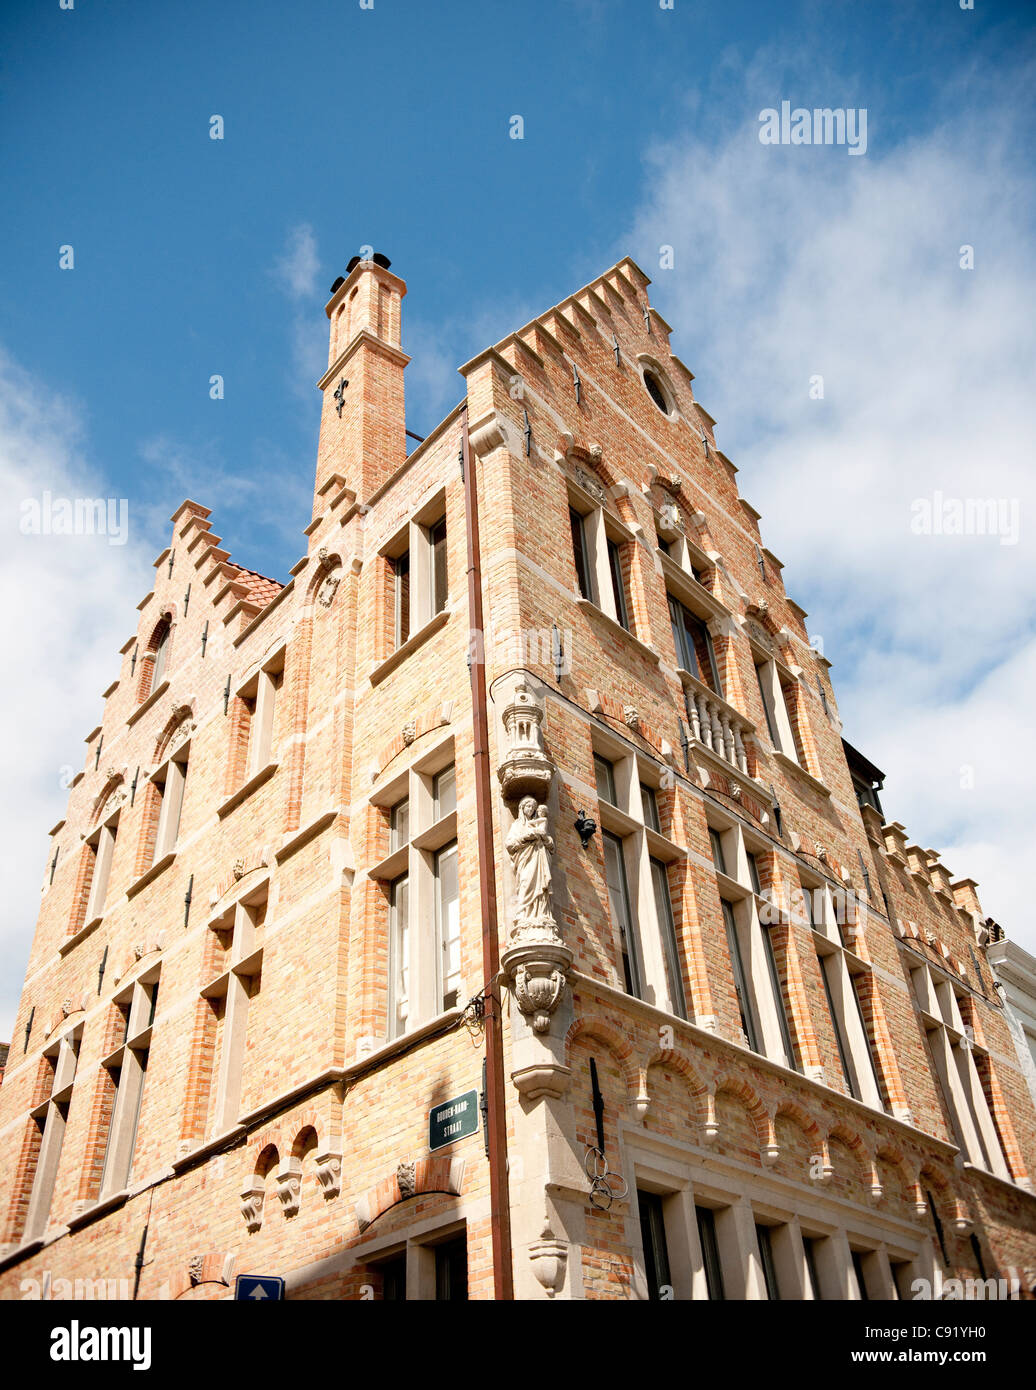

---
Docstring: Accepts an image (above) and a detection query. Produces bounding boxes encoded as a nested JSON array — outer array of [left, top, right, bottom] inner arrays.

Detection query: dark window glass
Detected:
[[851, 1249, 870, 1301], [430, 518, 448, 615], [696, 1206, 725, 1300], [709, 828, 727, 876], [803, 1238, 822, 1300], [651, 858, 686, 1020], [394, 552, 410, 647], [433, 764, 456, 819], [435, 1236, 468, 1301], [669, 597, 720, 692], [746, 852, 762, 894], [146, 983, 159, 1029], [756, 1224, 780, 1300], [603, 830, 640, 997], [818, 951, 856, 1098], [850, 973, 886, 1108], [570, 507, 592, 601], [381, 1253, 407, 1301], [640, 783, 660, 832], [722, 900, 759, 1051], [607, 538, 630, 630], [755, 663, 780, 745], [644, 371, 670, 415], [638, 1191, 672, 1299], [656, 532, 672, 556], [594, 754, 616, 805], [762, 927, 797, 1070]]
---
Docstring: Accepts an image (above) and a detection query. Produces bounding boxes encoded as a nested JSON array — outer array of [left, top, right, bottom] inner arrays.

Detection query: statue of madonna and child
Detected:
[[505, 795, 561, 941]]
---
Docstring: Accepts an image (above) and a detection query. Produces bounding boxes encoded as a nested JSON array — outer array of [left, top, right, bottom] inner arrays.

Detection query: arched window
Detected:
[[643, 369, 672, 416], [151, 619, 171, 688]]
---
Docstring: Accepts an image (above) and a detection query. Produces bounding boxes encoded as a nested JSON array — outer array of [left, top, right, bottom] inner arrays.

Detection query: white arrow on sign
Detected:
[[249, 1285, 268, 1300]]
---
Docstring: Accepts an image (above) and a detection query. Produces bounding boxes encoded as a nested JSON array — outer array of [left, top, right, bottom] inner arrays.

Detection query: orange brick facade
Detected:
[[1, 255, 1034, 1301]]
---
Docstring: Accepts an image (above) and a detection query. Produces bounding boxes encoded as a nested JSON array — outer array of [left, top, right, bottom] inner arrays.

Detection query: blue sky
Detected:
[[2, 0, 1035, 1034]]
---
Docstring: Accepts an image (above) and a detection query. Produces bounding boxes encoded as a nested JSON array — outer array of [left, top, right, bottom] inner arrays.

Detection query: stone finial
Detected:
[[497, 681, 553, 801]]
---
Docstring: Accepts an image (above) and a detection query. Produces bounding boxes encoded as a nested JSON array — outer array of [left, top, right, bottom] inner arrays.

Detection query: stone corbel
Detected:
[[702, 1089, 720, 1145], [470, 416, 510, 457], [240, 1180, 265, 1233], [276, 1158, 302, 1218], [529, 1220, 568, 1298], [315, 1149, 343, 1201]]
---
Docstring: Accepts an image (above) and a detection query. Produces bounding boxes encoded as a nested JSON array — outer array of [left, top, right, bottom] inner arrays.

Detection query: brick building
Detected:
[[1, 254, 1034, 1301]]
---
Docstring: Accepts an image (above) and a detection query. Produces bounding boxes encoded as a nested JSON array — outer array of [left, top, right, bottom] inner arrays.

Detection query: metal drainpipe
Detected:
[[461, 402, 514, 1300]]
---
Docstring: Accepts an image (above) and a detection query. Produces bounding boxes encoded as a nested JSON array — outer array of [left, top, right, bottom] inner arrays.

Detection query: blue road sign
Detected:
[[235, 1274, 285, 1302]]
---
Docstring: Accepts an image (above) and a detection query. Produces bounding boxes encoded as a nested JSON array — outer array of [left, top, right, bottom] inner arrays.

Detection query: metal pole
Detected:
[[461, 403, 514, 1300]]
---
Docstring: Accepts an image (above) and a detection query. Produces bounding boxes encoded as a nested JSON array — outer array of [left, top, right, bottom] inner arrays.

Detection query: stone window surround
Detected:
[[355, 1215, 469, 1301], [235, 643, 286, 784], [592, 727, 686, 1020], [622, 1130, 931, 1302], [98, 967, 160, 1201], [909, 957, 1012, 1182], [708, 807, 797, 1072], [566, 475, 636, 634], [379, 486, 449, 657], [81, 804, 122, 931], [368, 731, 459, 1046], [149, 738, 191, 864], [799, 867, 886, 1112], [202, 882, 268, 1138], [23, 1026, 82, 1243]]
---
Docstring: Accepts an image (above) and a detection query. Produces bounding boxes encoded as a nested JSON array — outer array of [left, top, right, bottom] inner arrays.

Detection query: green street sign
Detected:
[[428, 1090, 480, 1152]]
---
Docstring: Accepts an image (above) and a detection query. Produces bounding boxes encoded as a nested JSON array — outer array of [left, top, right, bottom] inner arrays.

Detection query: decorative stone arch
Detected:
[[874, 1142, 914, 1210], [637, 1047, 708, 1125], [153, 700, 196, 763], [305, 545, 344, 612], [240, 1137, 279, 1233], [711, 1072, 771, 1154], [564, 1017, 637, 1099], [91, 770, 127, 825], [354, 1154, 465, 1232]]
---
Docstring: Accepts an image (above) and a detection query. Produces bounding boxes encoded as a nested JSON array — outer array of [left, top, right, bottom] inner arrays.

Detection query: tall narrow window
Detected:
[[389, 875, 410, 1039], [100, 976, 158, 1198], [434, 1236, 468, 1301], [851, 1249, 871, 1301], [429, 518, 448, 616], [381, 1253, 407, 1301], [762, 927, 797, 1070], [151, 620, 170, 689], [433, 764, 456, 820], [638, 1191, 672, 1299], [393, 551, 411, 648], [803, 1237, 823, 1300], [818, 950, 856, 1096], [640, 783, 661, 832], [390, 797, 410, 851], [669, 596, 720, 692], [436, 843, 461, 1010], [755, 661, 780, 746], [696, 1206, 725, 1300], [23, 1031, 80, 1240], [153, 747, 189, 861], [570, 507, 593, 601], [722, 900, 759, 1051], [709, 827, 727, 876], [204, 894, 265, 1134], [84, 816, 119, 924], [603, 830, 641, 997], [594, 753, 616, 805], [606, 538, 630, 630], [756, 1224, 780, 1300], [651, 859, 686, 1020]]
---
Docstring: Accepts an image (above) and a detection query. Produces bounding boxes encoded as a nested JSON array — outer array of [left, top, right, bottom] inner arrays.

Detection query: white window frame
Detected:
[[203, 887, 266, 1134], [909, 958, 1010, 1179], [99, 970, 159, 1199], [369, 736, 459, 1041], [383, 490, 449, 652], [84, 810, 120, 925], [24, 1027, 81, 1240], [568, 480, 635, 633], [708, 817, 798, 1069], [594, 738, 687, 1018]]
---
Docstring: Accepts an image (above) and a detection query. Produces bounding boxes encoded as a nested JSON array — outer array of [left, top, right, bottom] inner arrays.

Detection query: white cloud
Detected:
[[0, 351, 155, 1038], [273, 223, 321, 301], [625, 59, 1036, 948]]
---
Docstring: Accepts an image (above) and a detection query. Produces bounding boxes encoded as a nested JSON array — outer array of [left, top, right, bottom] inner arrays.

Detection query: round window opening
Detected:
[[643, 370, 671, 415]]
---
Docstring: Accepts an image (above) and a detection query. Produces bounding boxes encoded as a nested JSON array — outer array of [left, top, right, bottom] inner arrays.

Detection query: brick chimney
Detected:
[[313, 254, 409, 516]]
